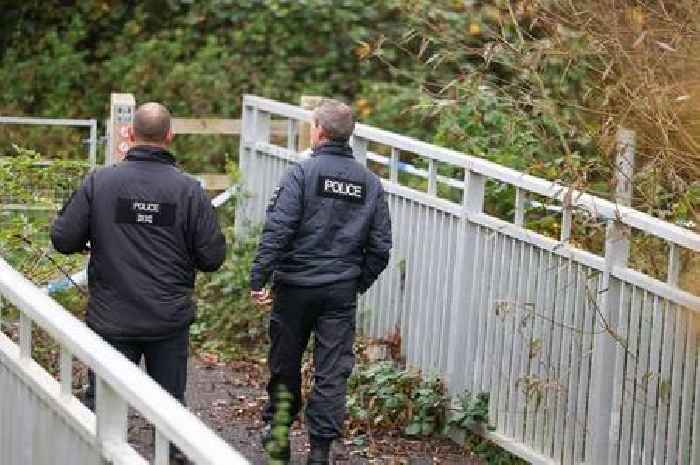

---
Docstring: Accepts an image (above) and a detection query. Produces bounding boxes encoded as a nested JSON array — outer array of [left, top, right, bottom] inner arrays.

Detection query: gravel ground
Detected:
[[127, 357, 486, 465]]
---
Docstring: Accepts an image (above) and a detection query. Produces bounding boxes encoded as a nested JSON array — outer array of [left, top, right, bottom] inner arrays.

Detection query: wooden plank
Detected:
[[193, 174, 232, 191], [172, 118, 287, 136]]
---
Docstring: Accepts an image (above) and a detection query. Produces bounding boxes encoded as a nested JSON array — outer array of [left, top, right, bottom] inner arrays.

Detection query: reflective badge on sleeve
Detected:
[[267, 186, 282, 212], [115, 198, 176, 227], [317, 176, 366, 204]]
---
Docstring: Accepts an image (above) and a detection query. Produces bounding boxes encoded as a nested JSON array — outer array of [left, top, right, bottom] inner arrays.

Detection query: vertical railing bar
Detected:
[[515, 243, 535, 442], [88, 120, 98, 169], [607, 281, 630, 465], [427, 159, 437, 195], [642, 295, 663, 465], [60, 346, 73, 397], [397, 195, 409, 339], [154, 428, 170, 465], [514, 187, 526, 227], [534, 251, 556, 453], [677, 312, 697, 465], [473, 230, 495, 394], [447, 170, 485, 395], [492, 234, 512, 427], [482, 232, 503, 399], [404, 200, 420, 365], [667, 243, 681, 287], [419, 207, 437, 370], [96, 377, 128, 450], [618, 285, 640, 465], [286, 119, 298, 153], [546, 254, 567, 457], [630, 289, 652, 465], [498, 237, 518, 432], [438, 213, 455, 373], [665, 302, 686, 465], [351, 135, 368, 167], [653, 298, 675, 465], [562, 262, 584, 464], [428, 209, 446, 370], [19, 313, 32, 359], [506, 240, 527, 438], [390, 147, 400, 184], [690, 335, 700, 465], [412, 204, 430, 369], [528, 248, 547, 447], [466, 225, 486, 392], [561, 207, 572, 243], [553, 257, 574, 461]]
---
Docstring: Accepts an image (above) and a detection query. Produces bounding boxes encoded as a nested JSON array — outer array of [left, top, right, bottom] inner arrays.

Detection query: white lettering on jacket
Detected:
[[323, 179, 363, 198]]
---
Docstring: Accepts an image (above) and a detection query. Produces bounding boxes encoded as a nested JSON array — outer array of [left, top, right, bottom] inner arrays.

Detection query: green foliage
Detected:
[[0, 146, 87, 282], [0, 0, 408, 173], [192, 203, 266, 359], [347, 361, 448, 437], [448, 391, 491, 432]]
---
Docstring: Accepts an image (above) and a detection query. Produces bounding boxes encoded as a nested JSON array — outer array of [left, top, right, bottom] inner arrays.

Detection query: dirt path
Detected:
[[126, 357, 486, 465]]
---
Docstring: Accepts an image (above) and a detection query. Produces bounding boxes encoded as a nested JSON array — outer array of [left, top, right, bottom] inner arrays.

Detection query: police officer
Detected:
[[250, 99, 392, 465], [51, 102, 226, 465]]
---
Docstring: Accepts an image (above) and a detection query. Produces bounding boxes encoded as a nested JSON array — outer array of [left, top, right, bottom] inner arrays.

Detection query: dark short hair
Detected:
[[313, 99, 355, 142], [133, 102, 171, 143]]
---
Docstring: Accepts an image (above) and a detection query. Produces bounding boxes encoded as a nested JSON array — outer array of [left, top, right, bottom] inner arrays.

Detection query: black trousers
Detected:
[[263, 280, 357, 439], [84, 327, 189, 411]]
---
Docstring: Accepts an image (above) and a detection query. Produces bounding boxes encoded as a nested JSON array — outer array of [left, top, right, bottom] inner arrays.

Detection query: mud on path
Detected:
[[127, 357, 486, 465]]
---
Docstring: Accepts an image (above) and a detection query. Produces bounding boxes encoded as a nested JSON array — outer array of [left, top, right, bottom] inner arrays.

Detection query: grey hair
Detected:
[[133, 102, 171, 143], [313, 99, 355, 142]]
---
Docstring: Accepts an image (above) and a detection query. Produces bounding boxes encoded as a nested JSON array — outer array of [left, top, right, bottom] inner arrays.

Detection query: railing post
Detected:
[[446, 169, 485, 394], [351, 135, 368, 167], [587, 128, 634, 465], [235, 100, 255, 237], [96, 377, 128, 451], [19, 313, 32, 359], [88, 119, 98, 169]]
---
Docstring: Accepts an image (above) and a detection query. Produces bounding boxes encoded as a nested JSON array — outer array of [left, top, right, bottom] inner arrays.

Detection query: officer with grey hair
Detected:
[[250, 99, 392, 465]]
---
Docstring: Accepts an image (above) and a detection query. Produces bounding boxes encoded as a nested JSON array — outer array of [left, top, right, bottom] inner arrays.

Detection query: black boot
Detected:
[[262, 423, 291, 463], [307, 436, 332, 465]]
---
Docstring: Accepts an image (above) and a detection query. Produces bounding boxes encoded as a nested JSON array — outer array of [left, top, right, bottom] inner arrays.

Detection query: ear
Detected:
[[127, 125, 136, 143], [164, 128, 174, 145]]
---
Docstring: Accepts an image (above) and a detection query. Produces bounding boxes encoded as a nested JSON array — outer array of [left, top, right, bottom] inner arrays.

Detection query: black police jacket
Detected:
[[250, 141, 392, 293], [51, 146, 226, 340]]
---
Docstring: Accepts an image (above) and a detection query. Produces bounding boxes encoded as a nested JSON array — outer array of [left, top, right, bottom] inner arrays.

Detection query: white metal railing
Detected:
[[0, 116, 98, 169], [0, 257, 248, 465], [236, 95, 700, 465]]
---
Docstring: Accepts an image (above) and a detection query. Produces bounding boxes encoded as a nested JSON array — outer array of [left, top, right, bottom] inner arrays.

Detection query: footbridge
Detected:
[[2, 95, 700, 465]]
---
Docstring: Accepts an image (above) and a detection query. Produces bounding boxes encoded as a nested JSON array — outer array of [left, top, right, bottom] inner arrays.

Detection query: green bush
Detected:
[[192, 203, 267, 359]]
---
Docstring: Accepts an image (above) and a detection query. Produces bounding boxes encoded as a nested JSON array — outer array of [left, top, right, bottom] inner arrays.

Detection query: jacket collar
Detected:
[[125, 145, 176, 165], [311, 141, 354, 159]]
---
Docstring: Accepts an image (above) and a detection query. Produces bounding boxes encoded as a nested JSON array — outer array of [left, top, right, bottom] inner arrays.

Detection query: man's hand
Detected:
[[250, 288, 273, 306]]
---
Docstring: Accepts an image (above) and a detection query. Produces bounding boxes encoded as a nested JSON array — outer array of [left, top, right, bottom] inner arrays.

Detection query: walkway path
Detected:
[[128, 357, 486, 465]]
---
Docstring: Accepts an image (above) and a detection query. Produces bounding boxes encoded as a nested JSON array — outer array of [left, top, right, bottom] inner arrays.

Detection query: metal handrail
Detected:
[[0, 258, 248, 465], [243, 94, 700, 253]]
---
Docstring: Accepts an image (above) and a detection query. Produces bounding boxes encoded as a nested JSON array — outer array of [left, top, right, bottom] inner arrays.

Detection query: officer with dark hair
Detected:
[[51, 102, 226, 465], [250, 99, 392, 465]]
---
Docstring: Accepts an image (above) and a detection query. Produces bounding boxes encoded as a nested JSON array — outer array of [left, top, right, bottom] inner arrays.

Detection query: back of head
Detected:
[[313, 99, 355, 143], [132, 102, 172, 145]]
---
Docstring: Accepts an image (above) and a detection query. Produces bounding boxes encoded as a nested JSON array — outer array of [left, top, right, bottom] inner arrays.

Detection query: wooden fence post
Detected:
[[107, 93, 135, 165], [587, 128, 635, 465]]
